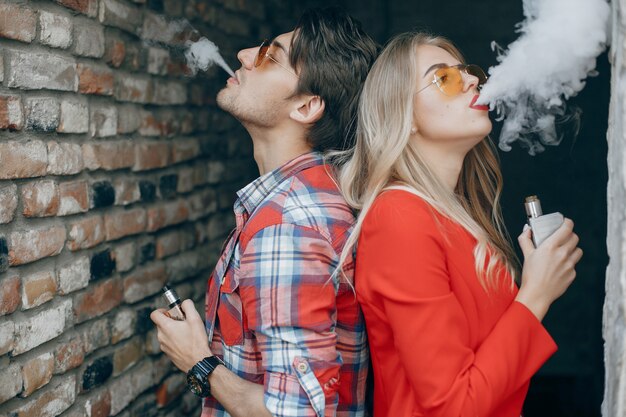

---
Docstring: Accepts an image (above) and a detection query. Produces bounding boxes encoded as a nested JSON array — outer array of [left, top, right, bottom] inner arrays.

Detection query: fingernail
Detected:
[[523, 224, 530, 232]]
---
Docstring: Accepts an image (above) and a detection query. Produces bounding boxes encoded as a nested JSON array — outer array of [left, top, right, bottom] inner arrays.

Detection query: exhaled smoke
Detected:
[[185, 37, 235, 78], [476, 0, 611, 155]]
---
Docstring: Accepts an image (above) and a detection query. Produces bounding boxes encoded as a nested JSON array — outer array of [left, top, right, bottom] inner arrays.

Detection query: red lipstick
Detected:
[[470, 95, 489, 111]]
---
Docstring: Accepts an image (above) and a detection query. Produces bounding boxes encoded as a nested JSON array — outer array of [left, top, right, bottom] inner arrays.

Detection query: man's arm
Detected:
[[151, 223, 342, 417], [150, 301, 272, 417]]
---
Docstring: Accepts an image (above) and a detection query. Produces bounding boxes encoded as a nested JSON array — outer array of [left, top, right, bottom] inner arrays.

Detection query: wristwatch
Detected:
[[186, 356, 226, 397]]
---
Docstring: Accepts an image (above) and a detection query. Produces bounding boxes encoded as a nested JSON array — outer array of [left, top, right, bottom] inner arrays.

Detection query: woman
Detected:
[[335, 33, 583, 417]]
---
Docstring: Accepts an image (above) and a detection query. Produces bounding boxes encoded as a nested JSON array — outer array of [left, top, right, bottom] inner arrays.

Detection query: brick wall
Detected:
[[0, 0, 295, 416], [604, 1, 625, 416]]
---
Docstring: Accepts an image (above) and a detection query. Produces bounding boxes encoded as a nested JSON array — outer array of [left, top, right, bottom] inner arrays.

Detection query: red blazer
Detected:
[[355, 190, 557, 417]]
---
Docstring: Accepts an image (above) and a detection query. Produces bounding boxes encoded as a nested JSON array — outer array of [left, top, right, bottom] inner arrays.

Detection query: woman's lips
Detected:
[[470, 95, 489, 111]]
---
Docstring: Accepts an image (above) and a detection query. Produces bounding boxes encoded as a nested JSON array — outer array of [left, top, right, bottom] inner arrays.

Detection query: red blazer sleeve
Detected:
[[358, 192, 557, 417]]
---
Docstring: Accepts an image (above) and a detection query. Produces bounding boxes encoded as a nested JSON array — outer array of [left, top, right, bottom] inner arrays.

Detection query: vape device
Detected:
[[524, 195, 564, 247], [162, 285, 186, 321]]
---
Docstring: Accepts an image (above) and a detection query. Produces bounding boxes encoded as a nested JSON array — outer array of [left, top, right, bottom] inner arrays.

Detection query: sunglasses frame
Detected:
[[254, 39, 299, 78], [416, 64, 487, 97]]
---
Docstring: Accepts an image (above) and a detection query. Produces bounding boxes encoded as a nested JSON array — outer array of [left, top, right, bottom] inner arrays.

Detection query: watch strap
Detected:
[[197, 355, 225, 376]]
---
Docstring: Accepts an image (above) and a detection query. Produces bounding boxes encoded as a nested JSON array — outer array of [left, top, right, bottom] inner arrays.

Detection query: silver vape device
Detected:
[[524, 195, 564, 247], [162, 285, 186, 321]]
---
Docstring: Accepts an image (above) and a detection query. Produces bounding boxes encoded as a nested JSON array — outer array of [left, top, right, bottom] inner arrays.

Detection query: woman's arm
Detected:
[[358, 192, 558, 417]]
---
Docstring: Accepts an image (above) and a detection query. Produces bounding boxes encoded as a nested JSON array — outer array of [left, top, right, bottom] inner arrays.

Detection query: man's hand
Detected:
[[150, 299, 212, 372]]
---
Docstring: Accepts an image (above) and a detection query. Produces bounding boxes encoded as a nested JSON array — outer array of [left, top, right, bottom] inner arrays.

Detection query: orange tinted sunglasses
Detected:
[[417, 64, 487, 96]]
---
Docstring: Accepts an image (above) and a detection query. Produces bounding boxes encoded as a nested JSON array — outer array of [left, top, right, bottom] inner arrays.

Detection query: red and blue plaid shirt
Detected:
[[202, 152, 369, 417]]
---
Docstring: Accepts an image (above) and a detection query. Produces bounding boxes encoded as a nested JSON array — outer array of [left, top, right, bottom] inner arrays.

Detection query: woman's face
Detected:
[[412, 45, 492, 152]]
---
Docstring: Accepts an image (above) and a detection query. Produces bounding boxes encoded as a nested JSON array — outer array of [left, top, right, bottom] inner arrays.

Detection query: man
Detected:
[[151, 7, 378, 417]]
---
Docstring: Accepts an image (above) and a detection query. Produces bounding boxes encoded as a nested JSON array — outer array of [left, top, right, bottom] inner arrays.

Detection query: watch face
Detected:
[[187, 373, 205, 397]]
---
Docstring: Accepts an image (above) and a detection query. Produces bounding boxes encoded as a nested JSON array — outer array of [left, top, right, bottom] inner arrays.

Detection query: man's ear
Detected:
[[290, 95, 325, 125]]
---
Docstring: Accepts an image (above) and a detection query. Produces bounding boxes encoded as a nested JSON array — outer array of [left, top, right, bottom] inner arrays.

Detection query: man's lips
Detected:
[[470, 94, 489, 111]]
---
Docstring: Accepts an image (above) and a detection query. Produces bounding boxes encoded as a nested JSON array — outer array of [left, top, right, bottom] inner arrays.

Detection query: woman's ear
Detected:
[[290, 95, 325, 125]]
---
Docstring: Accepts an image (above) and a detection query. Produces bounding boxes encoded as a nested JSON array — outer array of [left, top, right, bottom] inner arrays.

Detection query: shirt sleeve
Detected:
[[238, 223, 343, 417], [358, 192, 557, 417]]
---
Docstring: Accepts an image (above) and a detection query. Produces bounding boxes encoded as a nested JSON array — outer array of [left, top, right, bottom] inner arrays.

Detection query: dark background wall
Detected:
[[292, 1, 608, 416]]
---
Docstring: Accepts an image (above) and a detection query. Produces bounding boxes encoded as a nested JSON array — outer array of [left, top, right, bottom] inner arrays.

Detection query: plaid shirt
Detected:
[[202, 152, 368, 417]]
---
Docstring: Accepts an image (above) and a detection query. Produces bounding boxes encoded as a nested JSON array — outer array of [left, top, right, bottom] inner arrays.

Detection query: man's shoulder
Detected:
[[245, 164, 355, 244]]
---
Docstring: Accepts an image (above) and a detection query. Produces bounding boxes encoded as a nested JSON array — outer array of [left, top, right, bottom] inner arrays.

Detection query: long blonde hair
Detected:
[[332, 32, 519, 290]]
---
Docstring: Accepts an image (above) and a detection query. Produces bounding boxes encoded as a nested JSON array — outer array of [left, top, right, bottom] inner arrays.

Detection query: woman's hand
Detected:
[[515, 218, 583, 321]]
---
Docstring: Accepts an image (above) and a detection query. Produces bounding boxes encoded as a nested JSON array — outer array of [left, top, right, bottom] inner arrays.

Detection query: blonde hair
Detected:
[[331, 32, 519, 290]]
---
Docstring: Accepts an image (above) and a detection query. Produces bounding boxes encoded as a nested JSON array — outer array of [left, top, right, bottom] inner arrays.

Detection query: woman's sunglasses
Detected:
[[254, 39, 298, 77], [416, 64, 488, 96]]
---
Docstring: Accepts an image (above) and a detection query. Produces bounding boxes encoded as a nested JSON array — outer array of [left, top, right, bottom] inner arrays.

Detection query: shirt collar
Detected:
[[235, 151, 325, 216]]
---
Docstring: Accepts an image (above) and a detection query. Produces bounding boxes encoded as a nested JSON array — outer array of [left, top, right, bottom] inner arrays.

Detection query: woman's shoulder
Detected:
[[364, 188, 441, 232]]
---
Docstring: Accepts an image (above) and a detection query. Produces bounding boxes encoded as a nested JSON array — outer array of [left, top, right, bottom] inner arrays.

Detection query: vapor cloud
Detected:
[[477, 0, 611, 155]]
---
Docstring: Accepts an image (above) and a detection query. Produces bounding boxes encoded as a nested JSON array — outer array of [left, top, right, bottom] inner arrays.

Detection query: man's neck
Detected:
[[247, 127, 313, 176]]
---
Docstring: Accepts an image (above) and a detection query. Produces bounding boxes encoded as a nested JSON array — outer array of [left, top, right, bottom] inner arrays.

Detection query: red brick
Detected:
[[89, 104, 117, 137], [87, 389, 111, 417], [0, 95, 24, 130], [153, 80, 187, 105], [9, 226, 66, 266], [113, 337, 144, 375], [105, 38, 126, 68], [0, 274, 21, 316], [156, 373, 186, 407], [24, 96, 60, 132], [21, 352, 54, 397], [112, 242, 135, 273], [59, 180, 89, 216], [156, 231, 181, 259], [21, 180, 60, 218], [56, 0, 98, 16], [73, 279, 123, 323], [83, 142, 135, 171], [78, 63, 114, 95], [171, 139, 200, 164], [6, 50, 77, 92], [177, 167, 195, 193], [74, 20, 105, 58], [67, 215, 105, 251], [123, 264, 167, 303], [0, 184, 18, 224], [180, 111, 194, 135], [13, 299, 72, 355], [47, 141, 84, 175], [147, 47, 169, 75], [117, 104, 140, 134], [0, 321, 14, 355], [99, 0, 142, 34], [0, 363, 23, 404], [104, 208, 146, 241], [113, 178, 140, 206], [9, 374, 75, 417], [0, 4, 36, 43], [139, 110, 176, 137], [39, 10, 73, 49], [147, 200, 190, 232], [111, 309, 135, 344], [54, 336, 85, 373], [134, 142, 170, 171], [21, 270, 57, 310], [58, 98, 88, 133], [57, 256, 90, 295], [0, 141, 47, 180], [189, 189, 218, 220], [114, 74, 153, 103], [81, 318, 110, 354]]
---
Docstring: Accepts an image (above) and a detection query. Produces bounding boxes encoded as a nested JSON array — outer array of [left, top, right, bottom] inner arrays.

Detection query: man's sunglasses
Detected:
[[416, 64, 488, 96], [254, 39, 298, 77]]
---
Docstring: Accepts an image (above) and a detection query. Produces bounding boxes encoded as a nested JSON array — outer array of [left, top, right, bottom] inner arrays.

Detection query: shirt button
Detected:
[[297, 362, 308, 373]]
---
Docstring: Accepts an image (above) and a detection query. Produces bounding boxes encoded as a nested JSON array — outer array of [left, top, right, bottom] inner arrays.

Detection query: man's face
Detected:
[[216, 31, 300, 128]]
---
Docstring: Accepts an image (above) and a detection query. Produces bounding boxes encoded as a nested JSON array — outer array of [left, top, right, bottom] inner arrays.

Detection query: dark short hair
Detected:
[[290, 7, 378, 152]]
